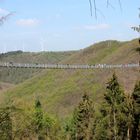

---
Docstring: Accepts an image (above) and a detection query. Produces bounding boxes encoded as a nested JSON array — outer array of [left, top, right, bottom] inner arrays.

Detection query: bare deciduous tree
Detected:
[[0, 12, 14, 25], [89, 0, 122, 18]]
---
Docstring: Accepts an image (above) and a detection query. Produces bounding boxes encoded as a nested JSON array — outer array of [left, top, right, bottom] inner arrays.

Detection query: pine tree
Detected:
[[93, 104, 110, 140], [104, 73, 125, 140], [33, 99, 44, 140], [70, 93, 94, 140], [131, 81, 140, 140], [123, 94, 134, 140]]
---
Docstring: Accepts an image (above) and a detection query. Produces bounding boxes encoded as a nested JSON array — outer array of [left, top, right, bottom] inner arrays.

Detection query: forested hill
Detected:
[[0, 51, 76, 84], [0, 38, 139, 118], [0, 50, 77, 64]]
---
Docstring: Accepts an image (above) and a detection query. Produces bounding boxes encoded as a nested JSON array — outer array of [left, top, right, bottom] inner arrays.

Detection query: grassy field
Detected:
[[0, 39, 139, 118]]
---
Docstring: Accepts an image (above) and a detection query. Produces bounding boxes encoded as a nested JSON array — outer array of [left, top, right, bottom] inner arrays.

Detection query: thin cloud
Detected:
[[0, 8, 9, 15], [16, 19, 39, 27], [84, 24, 110, 30]]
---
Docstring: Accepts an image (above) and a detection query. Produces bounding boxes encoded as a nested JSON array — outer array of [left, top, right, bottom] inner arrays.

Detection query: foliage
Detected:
[[67, 94, 94, 140], [0, 39, 139, 139], [104, 73, 127, 140], [131, 8, 140, 33], [131, 9, 140, 54], [92, 104, 110, 140], [34, 99, 43, 134], [131, 81, 140, 140], [136, 47, 140, 52], [0, 107, 12, 140], [0, 76, 140, 139]]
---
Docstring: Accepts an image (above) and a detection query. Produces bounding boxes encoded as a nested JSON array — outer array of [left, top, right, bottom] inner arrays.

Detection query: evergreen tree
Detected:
[[131, 81, 140, 140], [104, 73, 125, 140], [70, 93, 94, 140], [93, 104, 110, 140], [123, 94, 134, 140], [33, 99, 44, 140]]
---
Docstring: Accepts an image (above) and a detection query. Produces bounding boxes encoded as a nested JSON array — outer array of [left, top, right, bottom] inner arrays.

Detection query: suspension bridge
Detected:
[[0, 62, 139, 69]]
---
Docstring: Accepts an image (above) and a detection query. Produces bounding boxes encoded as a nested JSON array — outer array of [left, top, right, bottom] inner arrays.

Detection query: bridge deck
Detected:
[[0, 63, 139, 69]]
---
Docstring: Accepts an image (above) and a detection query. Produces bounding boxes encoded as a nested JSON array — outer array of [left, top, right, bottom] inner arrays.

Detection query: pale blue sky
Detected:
[[0, 0, 139, 52]]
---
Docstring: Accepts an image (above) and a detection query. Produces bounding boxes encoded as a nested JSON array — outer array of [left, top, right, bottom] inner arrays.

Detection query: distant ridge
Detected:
[[0, 39, 139, 118]]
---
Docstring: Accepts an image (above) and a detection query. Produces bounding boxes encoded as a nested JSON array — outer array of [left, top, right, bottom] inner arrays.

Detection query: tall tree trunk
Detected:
[[127, 127, 130, 140], [113, 111, 117, 140], [66, 133, 70, 140]]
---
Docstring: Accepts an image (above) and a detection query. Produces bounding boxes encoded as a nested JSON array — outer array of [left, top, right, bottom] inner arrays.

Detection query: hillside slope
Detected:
[[1, 39, 139, 118], [0, 82, 14, 92], [0, 51, 76, 84]]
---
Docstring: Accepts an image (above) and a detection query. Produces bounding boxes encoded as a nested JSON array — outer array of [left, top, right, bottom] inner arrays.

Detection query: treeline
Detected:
[[0, 51, 23, 58], [0, 73, 140, 140]]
